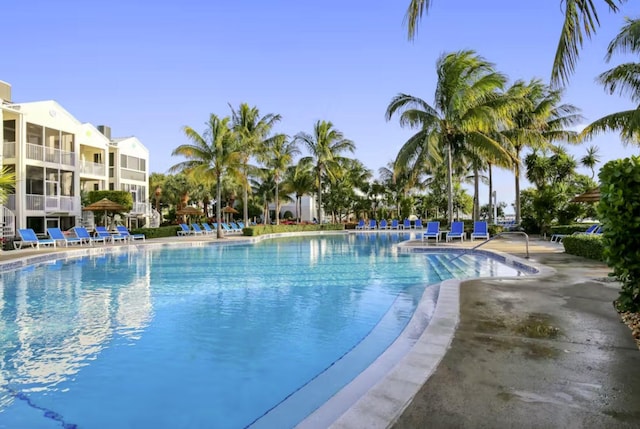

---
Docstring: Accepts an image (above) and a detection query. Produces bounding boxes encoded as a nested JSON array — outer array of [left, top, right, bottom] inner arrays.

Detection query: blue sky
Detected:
[[3, 0, 639, 212]]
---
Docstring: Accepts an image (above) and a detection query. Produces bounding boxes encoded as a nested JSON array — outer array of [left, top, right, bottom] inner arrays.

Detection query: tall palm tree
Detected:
[[282, 162, 315, 223], [295, 120, 355, 222], [582, 18, 640, 144], [257, 134, 300, 225], [170, 114, 241, 238], [403, 0, 627, 86], [386, 50, 515, 225], [500, 79, 582, 223], [229, 103, 282, 227], [581, 145, 601, 179]]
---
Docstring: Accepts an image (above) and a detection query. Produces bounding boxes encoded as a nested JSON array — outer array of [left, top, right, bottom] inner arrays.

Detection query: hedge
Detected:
[[562, 235, 605, 262], [130, 226, 182, 239], [550, 223, 599, 235], [242, 224, 345, 236]]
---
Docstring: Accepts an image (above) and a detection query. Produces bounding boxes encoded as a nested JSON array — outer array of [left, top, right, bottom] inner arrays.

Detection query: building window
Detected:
[[3, 120, 16, 142], [26, 166, 44, 195], [26, 123, 43, 145]]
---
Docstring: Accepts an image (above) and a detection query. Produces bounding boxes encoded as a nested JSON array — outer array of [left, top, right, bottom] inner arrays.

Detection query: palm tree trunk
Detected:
[[275, 181, 280, 225], [243, 182, 249, 228], [216, 175, 224, 239], [473, 165, 480, 222], [316, 168, 323, 223], [514, 150, 521, 224], [488, 164, 493, 224], [447, 141, 454, 225]]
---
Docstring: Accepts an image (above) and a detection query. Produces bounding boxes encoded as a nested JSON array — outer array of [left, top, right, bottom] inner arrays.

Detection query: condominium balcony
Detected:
[[26, 143, 75, 166], [131, 202, 151, 215], [7, 194, 79, 212], [79, 160, 106, 176]]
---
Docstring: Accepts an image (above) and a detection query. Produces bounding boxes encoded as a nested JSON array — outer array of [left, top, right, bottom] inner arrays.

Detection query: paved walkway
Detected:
[[393, 237, 640, 428]]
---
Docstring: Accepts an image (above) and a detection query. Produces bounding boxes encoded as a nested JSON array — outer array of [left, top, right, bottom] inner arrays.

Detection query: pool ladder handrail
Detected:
[[470, 231, 530, 259]]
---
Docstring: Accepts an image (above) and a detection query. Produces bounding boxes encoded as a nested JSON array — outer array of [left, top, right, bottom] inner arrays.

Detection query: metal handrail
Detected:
[[470, 231, 530, 258]]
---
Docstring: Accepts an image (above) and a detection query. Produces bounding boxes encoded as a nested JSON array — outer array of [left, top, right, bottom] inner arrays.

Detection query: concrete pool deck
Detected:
[[1, 233, 638, 428]]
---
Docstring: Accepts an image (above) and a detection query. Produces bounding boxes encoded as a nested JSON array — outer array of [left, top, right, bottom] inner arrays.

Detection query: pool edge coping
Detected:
[[306, 244, 557, 429]]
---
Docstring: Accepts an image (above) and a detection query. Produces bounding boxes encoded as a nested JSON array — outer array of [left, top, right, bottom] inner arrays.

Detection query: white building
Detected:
[[0, 80, 153, 238]]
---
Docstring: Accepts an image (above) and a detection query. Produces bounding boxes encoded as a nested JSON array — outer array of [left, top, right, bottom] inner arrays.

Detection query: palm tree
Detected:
[[403, 0, 627, 86], [229, 103, 282, 227], [500, 79, 582, 223], [257, 134, 300, 225], [582, 18, 640, 144], [386, 50, 515, 225], [581, 145, 601, 179], [295, 120, 355, 222], [282, 162, 315, 223], [0, 167, 15, 204], [170, 114, 241, 238]]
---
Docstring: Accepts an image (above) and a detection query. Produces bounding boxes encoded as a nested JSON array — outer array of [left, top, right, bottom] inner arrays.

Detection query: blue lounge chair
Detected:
[[470, 221, 489, 240], [390, 219, 400, 230], [73, 227, 106, 246], [47, 227, 83, 247], [95, 226, 127, 243], [368, 219, 377, 230], [422, 221, 440, 242], [446, 221, 465, 242], [15, 228, 56, 249], [379, 219, 388, 229], [116, 225, 146, 242], [414, 219, 424, 229], [201, 223, 215, 235], [177, 223, 196, 236], [355, 219, 366, 230], [403, 219, 411, 230], [191, 224, 205, 235]]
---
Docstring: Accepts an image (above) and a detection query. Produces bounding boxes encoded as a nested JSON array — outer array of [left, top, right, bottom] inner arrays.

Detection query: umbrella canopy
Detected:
[[571, 188, 600, 203], [82, 198, 127, 212], [176, 206, 203, 216], [221, 206, 239, 214]]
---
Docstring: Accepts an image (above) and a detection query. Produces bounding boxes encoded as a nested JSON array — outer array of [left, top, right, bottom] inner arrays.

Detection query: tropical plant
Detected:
[[581, 17, 640, 144], [403, 0, 627, 86], [500, 79, 582, 223], [170, 114, 241, 238], [0, 167, 15, 204], [295, 120, 355, 222], [581, 145, 601, 179], [386, 50, 515, 224], [599, 156, 640, 312], [229, 103, 282, 226], [282, 162, 315, 223], [257, 134, 300, 225], [149, 172, 167, 214]]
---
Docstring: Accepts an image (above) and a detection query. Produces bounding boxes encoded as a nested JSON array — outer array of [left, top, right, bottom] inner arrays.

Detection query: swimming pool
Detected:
[[0, 233, 524, 428]]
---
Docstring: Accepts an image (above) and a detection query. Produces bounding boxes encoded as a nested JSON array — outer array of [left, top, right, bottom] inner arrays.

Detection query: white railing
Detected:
[[26, 143, 75, 166], [1, 205, 15, 242], [121, 169, 146, 182], [131, 202, 151, 215], [3, 141, 16, 158], [79, 160, 106, 176], [26, 194, 78, 212]]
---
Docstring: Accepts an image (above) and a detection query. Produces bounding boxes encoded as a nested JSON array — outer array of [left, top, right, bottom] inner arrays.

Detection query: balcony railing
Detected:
[[25, 194, 78, 212], [26, 143, 75, 166], [79, 160, 106, 176], [121, 169, 146, 182], [131, 202, 151, 215], [3, 141, 16, 158]]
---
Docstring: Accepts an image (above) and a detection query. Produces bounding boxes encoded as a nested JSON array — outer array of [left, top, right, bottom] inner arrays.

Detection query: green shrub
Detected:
[[242, 223, 344, 236], [599, 156, 640, 312], [562, 235, 605, 262], [130, 226, 182, 239]]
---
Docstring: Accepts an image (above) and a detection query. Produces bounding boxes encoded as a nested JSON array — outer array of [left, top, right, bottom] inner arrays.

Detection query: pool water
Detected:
[[0, 233, 522, 429]]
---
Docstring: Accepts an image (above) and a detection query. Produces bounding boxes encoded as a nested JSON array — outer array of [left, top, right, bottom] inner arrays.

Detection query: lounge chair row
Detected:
[[356, 219, 427, 230], [14, 226, 145, 249], [421, 221, 490, 243], [177, 222, 245, 236]]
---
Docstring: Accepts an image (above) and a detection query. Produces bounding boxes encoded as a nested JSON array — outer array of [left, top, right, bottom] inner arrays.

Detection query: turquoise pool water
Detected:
[[0, 233, 522, 428]]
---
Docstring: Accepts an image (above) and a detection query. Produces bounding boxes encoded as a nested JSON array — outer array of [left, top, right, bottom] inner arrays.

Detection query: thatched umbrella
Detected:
[[82, 198, 127, 226], [571, 188, 600, 203], [176, 206, 203, 223], [221, 206, 238, 223]]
